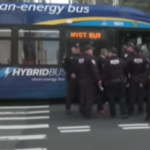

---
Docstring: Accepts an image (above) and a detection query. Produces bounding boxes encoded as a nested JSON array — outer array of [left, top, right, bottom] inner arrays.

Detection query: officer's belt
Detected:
[[129, 74, 143, 80], [129, 74, 143, 78], [110, 78, 120, 82]]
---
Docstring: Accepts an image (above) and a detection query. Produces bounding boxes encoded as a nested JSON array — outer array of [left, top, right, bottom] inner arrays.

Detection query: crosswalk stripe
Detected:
[[0, 135, 47, 140], [0, 124, 49, 129], [122, 126, 150, 130], [0, 105, 49, 109], [60, 129, 90, 133], [0, 116, 50, 120], [118, 124, 149, 127], [57, 126, 90, 130], [12, 148, 47, 150], [0, 110, 50, 115]]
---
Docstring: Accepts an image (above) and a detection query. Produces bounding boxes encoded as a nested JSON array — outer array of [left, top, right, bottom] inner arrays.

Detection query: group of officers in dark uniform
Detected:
[[62, 43, 150, 120]]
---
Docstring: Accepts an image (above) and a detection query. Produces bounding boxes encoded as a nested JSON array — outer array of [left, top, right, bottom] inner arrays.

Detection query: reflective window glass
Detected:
[[0, 29, 11, 37], [0, 40, 11, 64], [18, 40, 59, 65], [18, 29, 60, 38]]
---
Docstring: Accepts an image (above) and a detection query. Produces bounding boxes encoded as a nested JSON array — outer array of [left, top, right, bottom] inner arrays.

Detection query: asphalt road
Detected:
[[0, 104, 150, 150], [0, 104, 49, 150]]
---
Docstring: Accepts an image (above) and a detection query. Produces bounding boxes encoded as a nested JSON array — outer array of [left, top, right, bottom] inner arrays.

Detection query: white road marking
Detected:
[[0, 124, 49, 129], [12, 148, 47, 150], [118, 123, 150, 130], [57, 126, 90, 130], [0, 110, 50, 115], [0, 105, 49, 109], [123, 126, 150, 130], [0, 135, 46, 140], [60, 129, 90, 133], [118, 123, 149, 127], [58, 126, 91, 133], [0, 116, 50, 120]]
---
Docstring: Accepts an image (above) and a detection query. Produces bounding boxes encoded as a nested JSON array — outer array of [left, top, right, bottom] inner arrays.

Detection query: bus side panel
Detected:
[[0, 67, 66, 99]]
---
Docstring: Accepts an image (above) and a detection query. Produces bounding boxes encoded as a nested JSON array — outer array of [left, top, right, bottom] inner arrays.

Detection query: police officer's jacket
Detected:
[[74, 53, 100, 83], [62, 54, 80, 79], [122, 51, 134, 61], [126, 54, 147, 78], [103, 56, 126, 81], [96, 55, 107, 77]]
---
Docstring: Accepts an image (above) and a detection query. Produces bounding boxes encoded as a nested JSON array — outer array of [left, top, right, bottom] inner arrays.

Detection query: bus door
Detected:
[[118, 30, 150, 57], [92, 40, 108, 56]]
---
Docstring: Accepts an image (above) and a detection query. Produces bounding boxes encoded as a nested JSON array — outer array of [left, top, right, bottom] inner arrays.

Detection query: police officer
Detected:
[[103, 47, 128, 119], [74, 45, 101, 118], [96, 48, 108, 114], [122, 45, 135, 61], [143, 62, 150, 120], [62, 43, 80, 114], [122, 45, 135, 107], [126, 46, 147, 115]]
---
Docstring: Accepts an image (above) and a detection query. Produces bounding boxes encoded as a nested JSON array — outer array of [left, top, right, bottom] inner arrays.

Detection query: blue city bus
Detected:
[[0, 3, 150, 99]]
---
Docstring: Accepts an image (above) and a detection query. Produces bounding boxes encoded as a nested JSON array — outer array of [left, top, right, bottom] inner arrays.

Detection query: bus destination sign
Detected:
[[68, 31, 102, 39]]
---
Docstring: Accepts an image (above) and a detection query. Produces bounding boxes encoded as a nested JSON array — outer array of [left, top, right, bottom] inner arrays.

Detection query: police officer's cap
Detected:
[[83, 45, 94, 51], [109, 47, 117, 54], [72, 43, 80, 48]]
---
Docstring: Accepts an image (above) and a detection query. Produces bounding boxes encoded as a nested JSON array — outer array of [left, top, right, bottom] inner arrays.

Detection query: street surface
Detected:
[[0, 104, 49, 150], [0, 104, 150, 150]]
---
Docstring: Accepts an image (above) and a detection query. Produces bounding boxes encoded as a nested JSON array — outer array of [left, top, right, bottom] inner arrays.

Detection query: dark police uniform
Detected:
[[122, 44, 135, 61], [103, 48, 127, 118], [96, 55, 107, 112], [62, 45, 80, 114], [143, 63, 150, 120], [122, 48, 135, 108], [122, 51, 135, 61], [126, 48, 147, 115], [97, 55, 106, 75], [74, 45, 101, 117]]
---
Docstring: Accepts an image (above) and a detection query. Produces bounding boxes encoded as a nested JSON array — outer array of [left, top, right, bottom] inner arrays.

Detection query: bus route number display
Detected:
[[70, 32, 102, 39]]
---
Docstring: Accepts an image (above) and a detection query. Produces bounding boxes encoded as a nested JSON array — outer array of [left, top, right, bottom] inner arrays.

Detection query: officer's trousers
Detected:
[[125, 87, 130, 106], [146, 86, 150, 117], [66, 78, 79, 111], [96, 87, 107, 111], [106, 81, 126, 117], [128, 80, 144, 114], [79, 79, 95, 117]]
